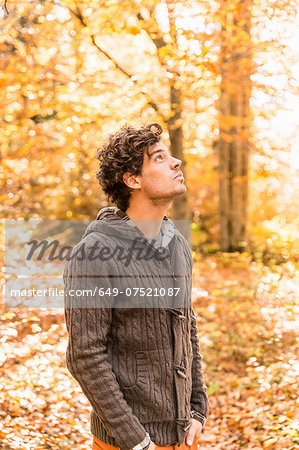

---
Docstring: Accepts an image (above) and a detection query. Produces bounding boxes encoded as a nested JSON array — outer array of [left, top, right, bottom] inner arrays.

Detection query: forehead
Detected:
[[147, 141, 170, 157]]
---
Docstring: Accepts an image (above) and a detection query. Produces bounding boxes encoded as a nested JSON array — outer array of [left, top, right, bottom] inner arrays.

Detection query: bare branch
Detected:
[[67, 4, 165, 120], [136, 6, 182, 127], [3, 0, 9, 14], [136, 9, 180, 77], [136, 10, 167, 56]]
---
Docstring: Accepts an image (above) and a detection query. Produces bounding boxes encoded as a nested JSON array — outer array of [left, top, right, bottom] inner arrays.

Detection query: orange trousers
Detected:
[[92, 435, 199, 450]]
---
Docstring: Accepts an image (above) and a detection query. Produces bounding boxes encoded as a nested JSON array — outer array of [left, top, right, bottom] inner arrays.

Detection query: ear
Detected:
[[123, 172, 141, 190]]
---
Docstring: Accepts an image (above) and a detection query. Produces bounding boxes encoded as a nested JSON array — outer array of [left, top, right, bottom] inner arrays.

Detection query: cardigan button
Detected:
[[183, 422, 192, 432], [176, 314, 186, 320], [176, 369, 187, 379]]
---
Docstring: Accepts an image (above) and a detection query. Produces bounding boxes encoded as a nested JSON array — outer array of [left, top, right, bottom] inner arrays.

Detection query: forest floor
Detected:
[[0, 254, 298, 449]]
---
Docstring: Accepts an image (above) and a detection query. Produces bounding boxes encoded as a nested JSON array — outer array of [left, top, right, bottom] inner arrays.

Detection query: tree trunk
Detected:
[[218, 0, 253, 251], [167, 76, 190, 220]]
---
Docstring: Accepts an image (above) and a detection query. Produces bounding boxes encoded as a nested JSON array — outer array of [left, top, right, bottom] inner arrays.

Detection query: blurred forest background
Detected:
[[0, 0, 298, 448]]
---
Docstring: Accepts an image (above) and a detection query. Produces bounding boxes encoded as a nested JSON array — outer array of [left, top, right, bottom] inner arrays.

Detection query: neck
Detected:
[[125, 197, 171, 238]]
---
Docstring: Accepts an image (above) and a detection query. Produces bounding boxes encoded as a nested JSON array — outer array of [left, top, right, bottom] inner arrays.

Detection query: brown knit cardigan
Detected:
[[64, 209, 209, 449]]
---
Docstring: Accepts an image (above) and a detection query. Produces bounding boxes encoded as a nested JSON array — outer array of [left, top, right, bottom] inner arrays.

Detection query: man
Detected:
[[64, 123, 209, 450]]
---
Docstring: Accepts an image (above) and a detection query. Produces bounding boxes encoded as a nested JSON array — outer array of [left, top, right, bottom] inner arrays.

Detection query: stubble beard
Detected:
[[148, 184, 186, 208]]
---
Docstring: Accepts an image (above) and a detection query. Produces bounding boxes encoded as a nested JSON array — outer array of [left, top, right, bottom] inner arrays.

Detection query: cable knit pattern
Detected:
[[64, 208, 209, 449]]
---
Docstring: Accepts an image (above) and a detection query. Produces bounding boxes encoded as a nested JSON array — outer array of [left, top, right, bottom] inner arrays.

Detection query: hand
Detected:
[[148, 440, 156, 450], [185, 418, 203, 446]]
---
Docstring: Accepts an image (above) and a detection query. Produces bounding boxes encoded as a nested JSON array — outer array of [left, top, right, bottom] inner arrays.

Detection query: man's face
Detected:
[[137, 140, 186, 201]]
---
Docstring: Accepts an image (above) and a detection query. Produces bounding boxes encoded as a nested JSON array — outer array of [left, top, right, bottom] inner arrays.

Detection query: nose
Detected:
[[170, 156, 182, 169]]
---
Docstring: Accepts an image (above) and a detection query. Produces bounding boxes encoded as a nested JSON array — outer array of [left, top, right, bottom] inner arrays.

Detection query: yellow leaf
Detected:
[[263, 438, 278, 448], [211, 289, 222, 296]]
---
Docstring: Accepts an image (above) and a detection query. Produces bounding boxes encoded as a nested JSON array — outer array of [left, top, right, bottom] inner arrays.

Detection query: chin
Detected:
[[174, 185, 187, 196]]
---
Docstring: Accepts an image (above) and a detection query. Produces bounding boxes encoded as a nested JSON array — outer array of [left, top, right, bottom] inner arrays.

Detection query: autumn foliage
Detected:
[[0, 0, 298, 448]]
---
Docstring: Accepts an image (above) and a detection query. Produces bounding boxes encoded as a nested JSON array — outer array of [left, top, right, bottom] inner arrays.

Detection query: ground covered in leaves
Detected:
[[0, 254, 298, 449]]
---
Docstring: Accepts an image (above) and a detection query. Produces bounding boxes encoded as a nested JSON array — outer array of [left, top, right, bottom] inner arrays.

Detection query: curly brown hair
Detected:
[[96, 122, 163, 212]]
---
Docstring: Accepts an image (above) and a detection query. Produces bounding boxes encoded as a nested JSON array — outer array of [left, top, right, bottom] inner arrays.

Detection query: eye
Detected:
[[155, 154, 163, 161]]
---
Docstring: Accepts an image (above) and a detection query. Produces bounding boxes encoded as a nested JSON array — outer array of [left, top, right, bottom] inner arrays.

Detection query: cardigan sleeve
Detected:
[[64, 242, 147, 450], [190, 307, 210, 421]]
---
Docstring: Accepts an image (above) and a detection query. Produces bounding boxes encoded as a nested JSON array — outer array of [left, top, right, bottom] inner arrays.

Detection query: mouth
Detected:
[[174, 172, 184, 180]]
